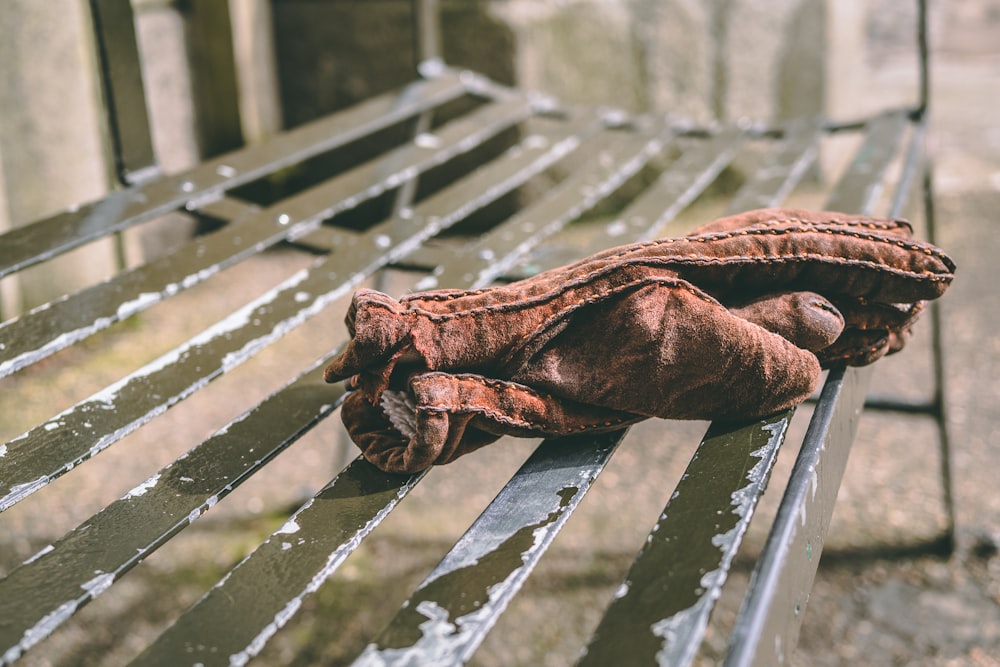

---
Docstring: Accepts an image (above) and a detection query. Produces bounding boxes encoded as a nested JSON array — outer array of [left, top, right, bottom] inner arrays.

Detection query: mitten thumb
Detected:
[[727, 291, 845, 353]]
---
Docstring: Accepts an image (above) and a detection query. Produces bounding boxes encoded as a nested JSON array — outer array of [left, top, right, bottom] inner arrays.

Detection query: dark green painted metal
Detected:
[[580, 415, 790, 666], [89, 0, 159, 185], [724, 110, 912, 667], [725, 367, 873, 667], [0, 117, 586, 513], [362, 430, 628, 666], [0, 358, 349, 665], [723, 118, 822, 215], [507, 125, 745, 279], [625, 126, 744, 242], [0, 111, 600, 663], [0, 97, 534, 379], [578, 119, 824, 666], [426, 125, 670, 290], [124, 114, 667, 664], [0, 71, 469, 280], [129, 457, 424, 667]]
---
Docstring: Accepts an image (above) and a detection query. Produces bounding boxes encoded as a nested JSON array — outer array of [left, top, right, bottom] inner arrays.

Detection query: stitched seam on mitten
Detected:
[[384, 228, 951, 317], [396, 217, 927, 306], [638, 253, 954, 283]]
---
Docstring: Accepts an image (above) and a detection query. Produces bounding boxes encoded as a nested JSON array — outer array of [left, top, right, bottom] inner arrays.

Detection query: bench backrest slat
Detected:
[[0, 104, 601, 656], [0, 95, 533, 379], [724, 111, 918, 667], [89, 0, 159, 185], [0, 74, 468, 281]]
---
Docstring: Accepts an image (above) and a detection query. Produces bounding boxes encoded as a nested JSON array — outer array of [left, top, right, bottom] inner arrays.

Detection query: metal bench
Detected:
[[0, 0, 949, 665]]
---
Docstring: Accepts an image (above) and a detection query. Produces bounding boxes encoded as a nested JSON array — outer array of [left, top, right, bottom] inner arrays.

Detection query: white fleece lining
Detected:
[[380, 390, 418, 439]]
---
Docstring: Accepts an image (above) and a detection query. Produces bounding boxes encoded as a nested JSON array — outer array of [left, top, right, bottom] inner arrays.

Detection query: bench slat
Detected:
[[0, 360, 345, 665], [723, 118, 822, 215], [581, 415, 791, 667], [578, 120, 824, 666], [0, 72, 469, 279], [337, 124, 765, 664], [0, 111, 624, 661], [360, 431, 627, 666], [123, 117, 669, 665], [724, 111, 912, 667], [0, 116, 586, 512], [505, 126, 745, 279], [420, 126, 669, 291], [630, 127, 746, 242], [0, 96, 533, 379], [0, 118, 598, 658]]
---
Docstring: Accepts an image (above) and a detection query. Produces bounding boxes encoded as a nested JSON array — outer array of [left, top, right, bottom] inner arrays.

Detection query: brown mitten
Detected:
[[325, 208, 955, 473]]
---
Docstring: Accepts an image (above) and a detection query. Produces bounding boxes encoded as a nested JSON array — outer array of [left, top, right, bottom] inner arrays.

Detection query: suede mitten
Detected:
[[325, 208, 955, 473]]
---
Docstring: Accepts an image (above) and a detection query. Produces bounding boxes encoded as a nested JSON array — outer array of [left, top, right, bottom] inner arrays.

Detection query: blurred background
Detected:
[[1, 1, 998, 664]]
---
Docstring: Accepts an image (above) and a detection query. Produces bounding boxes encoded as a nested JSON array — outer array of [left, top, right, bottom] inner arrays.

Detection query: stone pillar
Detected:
[[0, 0, 116, 318]]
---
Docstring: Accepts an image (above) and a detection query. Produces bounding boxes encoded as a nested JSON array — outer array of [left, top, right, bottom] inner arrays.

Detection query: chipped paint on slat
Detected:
[[650, 419, 789, 666], [221, 468, 425, 667], [122, 473, 161, 500], [579, 415, 791, 667], [360, 432, 625, 666]]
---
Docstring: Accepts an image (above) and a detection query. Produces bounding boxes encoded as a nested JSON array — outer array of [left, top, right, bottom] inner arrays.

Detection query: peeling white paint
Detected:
[[651, 417, 790, 665], [6, 600, 79, 664], [275, 518, 300, 535], [2, 476, 49, 511], [23, 544, 54, 565], [123, 473, 161, 500], [81, 572, 115, 598]]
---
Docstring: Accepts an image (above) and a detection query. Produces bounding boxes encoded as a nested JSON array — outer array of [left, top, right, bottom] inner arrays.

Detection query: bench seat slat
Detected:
[[0, 72, 471, 280], [0, 360, 345, 665], [580, 415, 791, 667], [723, 118, 822, 216], [724, 111, 913, 667], [427, 127, 669, 290], [359, 431, 627, 666], [0, 96, 534, 379], [577, 121, 824, 666], [506, 126, 745, 279], [0, 115, 611, 657], [120, 118, 675, 664], [629, 126, 746, 242], [129, 457, 425, 667], [0, 117, 586, 512]]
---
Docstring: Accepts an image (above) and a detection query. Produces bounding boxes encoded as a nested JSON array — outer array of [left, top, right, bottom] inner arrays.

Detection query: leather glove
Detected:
[[325, 208, 955, 473]]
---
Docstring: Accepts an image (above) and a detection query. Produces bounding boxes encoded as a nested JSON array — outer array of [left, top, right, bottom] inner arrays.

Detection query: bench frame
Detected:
[[0, 1, 951, 665]]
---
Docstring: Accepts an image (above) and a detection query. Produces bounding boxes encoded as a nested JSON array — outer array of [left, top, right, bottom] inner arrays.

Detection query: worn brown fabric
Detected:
[[325, 208, 955, 473]]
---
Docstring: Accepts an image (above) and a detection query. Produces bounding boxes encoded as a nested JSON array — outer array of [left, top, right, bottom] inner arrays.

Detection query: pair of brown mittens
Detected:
[[324, 209, 956, 473]]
